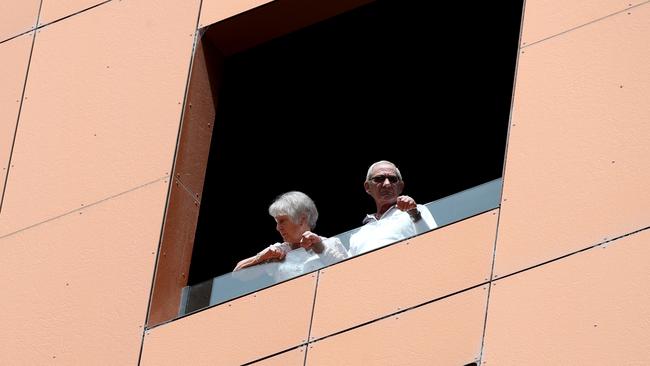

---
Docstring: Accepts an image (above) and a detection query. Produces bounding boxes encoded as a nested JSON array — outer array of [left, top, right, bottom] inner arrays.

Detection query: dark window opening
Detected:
[[189, 0, 523, 285]]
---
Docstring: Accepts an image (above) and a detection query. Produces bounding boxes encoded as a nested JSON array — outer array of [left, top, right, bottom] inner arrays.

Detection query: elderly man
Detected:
[[348, 160, 437, 256]]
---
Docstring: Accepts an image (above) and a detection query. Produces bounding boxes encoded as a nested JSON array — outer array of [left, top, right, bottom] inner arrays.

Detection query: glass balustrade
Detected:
[[179, 178, 502, 317]]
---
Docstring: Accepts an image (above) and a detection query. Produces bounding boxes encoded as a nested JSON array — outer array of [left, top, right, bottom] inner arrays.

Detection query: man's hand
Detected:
[[396, 195, 417, 211]]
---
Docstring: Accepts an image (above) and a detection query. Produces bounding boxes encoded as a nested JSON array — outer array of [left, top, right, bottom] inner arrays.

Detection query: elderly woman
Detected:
[[233, 191, 347, 272]]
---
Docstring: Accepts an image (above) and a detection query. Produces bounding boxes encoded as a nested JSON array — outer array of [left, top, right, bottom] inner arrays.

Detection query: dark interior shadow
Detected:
[[190, 0, 524, 284]]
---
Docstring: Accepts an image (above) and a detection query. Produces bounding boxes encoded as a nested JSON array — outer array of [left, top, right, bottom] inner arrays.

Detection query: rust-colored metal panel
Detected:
[[141, 274, 317, 366], [199, 0, 273, 28], [0, 0, 40, 42], [173, 37, 222, 199], [483, 229, 650, 365], [310, 210, 498, 339], [203, 0, 374, 55], [0, 33, 32, 200], [39, 0, 107, 26], [0, 0, 200, 236], [148, 37, 222, 326], [0, 179, 167, 365], [148, 181, 200, 326], [496, 4, 650, 277], [306, 287, 487, 365], [250, 347, 306, 365], [521, 0, 643, 46]]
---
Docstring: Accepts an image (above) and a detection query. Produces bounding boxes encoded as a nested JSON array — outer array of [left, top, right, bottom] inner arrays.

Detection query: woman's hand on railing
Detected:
[[300, 231, 324, 253], [233, 245, 286, 271]]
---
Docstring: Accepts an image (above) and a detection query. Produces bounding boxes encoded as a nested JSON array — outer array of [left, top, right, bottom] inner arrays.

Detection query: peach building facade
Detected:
[[1, 0, 649, 365]]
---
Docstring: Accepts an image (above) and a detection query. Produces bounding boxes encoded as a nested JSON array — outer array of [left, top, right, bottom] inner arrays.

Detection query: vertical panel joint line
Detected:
[[303, 270, 321, 365], [478, 0, 526, 361], [137, 326, 147, 366], [0, 0, 44, 214]]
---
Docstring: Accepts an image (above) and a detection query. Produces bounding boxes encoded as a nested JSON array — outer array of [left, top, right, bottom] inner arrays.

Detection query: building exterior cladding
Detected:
[[1, 0, 649, 365]]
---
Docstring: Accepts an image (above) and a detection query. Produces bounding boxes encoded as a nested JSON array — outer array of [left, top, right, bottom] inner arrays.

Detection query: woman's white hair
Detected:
[[268, 191, 319, 229], [365, 160, 402, 181]]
